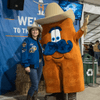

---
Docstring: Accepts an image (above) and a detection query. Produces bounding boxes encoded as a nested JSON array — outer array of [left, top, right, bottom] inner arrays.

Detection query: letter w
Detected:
[[18, 16, 27, 26]]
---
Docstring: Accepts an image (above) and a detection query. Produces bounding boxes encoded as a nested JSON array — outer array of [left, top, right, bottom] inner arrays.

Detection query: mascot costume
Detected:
[[36, 2, 89, 100]]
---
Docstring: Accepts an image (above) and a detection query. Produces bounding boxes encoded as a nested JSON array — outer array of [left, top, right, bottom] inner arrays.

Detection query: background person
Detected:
[[88, 42, 94, 57], [93, 40, 100, 66]]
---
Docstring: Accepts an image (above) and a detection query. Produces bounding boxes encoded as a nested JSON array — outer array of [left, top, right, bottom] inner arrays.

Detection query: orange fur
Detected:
[[41, 18, 85, 93]]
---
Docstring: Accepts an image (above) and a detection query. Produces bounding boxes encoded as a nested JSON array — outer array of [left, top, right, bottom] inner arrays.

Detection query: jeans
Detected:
[[94, 52, 100, 66], [28, 61, 43, 97]]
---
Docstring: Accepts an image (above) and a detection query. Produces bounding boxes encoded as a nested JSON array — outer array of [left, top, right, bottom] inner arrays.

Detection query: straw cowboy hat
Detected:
[[27, 21, 43, 32], [35, 2, 75, 25]]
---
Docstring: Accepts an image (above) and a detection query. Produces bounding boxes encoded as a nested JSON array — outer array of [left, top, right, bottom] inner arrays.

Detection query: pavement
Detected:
[[0, 77, 100, 100]]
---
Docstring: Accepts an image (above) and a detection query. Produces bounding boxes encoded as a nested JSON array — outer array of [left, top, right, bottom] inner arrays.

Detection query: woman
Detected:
[[21, 21, 44, 100]]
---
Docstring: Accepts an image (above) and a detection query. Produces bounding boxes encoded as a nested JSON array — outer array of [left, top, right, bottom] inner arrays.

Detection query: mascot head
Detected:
[[36, 2, 76, 62]]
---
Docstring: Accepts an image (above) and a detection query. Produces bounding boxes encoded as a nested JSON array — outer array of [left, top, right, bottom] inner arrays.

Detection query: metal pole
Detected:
[[93, 56, 95, 85], [89, 56, 99, 87]]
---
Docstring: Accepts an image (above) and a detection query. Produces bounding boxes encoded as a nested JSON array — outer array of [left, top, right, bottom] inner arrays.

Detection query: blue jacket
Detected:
[[21, 37, 44, 68]]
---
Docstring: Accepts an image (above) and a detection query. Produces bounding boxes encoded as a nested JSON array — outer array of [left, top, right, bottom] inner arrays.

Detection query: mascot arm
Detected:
[[75, 29, 84, 40], [75, 15, 89, 40]]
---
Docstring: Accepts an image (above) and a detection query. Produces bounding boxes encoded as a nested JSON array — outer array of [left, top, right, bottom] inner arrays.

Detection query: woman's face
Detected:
[[31, 28, 39, 37]]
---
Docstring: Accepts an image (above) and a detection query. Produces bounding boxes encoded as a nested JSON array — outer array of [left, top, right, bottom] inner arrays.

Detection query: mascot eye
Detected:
[[51, 30, 56, 42], [55, 29, 61, 42], [56, 36, 60, 40], [52, 37, 55, 41], [50, 28, 61, 42]]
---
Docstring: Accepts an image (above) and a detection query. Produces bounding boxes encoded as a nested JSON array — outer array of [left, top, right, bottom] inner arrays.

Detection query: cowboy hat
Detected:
[[27, 21, 43, 32], [35, 2, 75, 25]]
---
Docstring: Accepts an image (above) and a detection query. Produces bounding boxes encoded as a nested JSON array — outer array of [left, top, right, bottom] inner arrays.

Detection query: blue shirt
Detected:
[[21, 37, 44, 68]]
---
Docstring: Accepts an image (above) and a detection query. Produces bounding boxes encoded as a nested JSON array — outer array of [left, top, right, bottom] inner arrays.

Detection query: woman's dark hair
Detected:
[[28, 28, 41, 40], [96, 40, 99, 43]]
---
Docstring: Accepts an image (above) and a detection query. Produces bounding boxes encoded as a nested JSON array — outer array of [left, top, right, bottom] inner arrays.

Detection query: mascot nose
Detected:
[[52, 52, 63, 59]]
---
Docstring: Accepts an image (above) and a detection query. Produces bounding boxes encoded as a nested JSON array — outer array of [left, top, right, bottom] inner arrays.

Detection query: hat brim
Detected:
[[27, 26, 43, 33], [35, 9, 75, 25]]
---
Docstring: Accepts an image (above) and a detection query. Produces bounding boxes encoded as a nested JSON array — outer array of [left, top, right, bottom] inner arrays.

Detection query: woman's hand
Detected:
[[25, 67, 30, 73]]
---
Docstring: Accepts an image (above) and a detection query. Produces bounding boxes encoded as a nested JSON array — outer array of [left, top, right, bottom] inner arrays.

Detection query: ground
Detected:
[[0, 77, 100, 100]]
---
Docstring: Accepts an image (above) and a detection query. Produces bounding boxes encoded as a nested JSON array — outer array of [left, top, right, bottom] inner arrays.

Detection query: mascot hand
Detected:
[[81, 15, 89, 37]]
